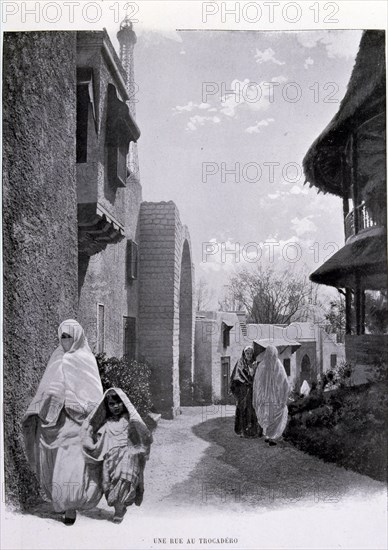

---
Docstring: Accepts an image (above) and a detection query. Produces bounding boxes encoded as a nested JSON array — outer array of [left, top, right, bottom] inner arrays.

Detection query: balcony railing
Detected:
[[344, 203, 377, 241]]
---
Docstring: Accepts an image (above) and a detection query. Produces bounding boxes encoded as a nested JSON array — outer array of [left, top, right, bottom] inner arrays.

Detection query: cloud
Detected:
[[186, 115, 221, 132], [219, 78, 250, 117], [297, 30, 362, 59], [138, 29, 183, 45], [254, 47, 285, 66], [289, 185, 308, 195], [200, 239, 242, 272], [271, 75, 288, 84], [180, 50, 186, 55], [245, 117, 275, 134], [304, 57, 314, 69], [291, 216, 317, 236], [220, 78, 284, 118], [173, 101, 211, 113]]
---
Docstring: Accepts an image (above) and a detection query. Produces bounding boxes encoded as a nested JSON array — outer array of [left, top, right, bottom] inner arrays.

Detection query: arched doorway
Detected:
[[301, 354, 311, 379], [179, 239, 194, 405]]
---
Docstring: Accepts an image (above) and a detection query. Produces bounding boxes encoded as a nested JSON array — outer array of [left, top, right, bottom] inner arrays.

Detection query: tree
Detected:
[[324, 295, 346, 343], [365, 290, 388, 334], [195, 277, 215, 312], [323, 290, 388, 342], [227, 266, 320, 324], [218, 284, 245, 312]]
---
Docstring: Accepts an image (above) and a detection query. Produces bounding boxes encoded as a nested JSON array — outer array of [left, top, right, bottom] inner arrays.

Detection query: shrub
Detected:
[[95, 353, 153, 419], [285, 379, 387, 481], [321, 360, 354, 391]]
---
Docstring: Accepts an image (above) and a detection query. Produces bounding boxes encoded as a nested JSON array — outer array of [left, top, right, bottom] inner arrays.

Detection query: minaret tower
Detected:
[[117, 17, 139, 179]]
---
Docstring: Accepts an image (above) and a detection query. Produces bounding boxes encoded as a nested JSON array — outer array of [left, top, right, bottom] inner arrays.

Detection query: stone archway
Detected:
[[179, 237, 194, 406], [138, 202, 194, 418]]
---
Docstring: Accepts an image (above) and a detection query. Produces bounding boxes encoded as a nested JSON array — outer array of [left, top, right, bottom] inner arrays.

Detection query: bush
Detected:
[[321, 360, 354, 391], [95, 353, 153, 419], [285, 381, 387, 481]]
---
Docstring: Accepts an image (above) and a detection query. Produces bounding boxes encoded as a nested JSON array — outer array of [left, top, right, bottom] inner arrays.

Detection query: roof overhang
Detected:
[[303, 30, 386, 197], [78, 202, 125, 256], [310, 228, 387, 290], [253, 338, 301, 356]]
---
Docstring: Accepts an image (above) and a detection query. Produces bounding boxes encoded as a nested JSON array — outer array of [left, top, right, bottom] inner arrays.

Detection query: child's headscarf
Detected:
[[82, 388, 152, 460]]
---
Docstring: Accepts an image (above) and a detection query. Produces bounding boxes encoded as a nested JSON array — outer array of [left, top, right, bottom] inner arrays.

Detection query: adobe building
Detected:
[[195, 311, 244, 403], [3, 23, 194, 507], [194, 313, 344, 402]]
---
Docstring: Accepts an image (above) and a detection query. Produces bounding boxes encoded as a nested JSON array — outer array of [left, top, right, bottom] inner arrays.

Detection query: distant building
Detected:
[[3, 24, 194, 505], [303, 30, 387, 383], [194, 313, 344, 402]]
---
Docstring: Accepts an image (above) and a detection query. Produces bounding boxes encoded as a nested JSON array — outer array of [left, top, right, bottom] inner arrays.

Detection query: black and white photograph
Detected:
[[1, 1, 387, 549]]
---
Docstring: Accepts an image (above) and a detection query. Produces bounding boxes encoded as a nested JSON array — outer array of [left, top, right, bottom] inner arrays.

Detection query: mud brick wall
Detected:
[[138, 202, 194, 418], [2, 32, 78, 507]]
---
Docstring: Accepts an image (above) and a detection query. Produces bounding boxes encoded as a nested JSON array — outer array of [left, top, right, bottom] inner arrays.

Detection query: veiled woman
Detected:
[[230, 346, 259, 438], [23, 319, 104, 524], [253, 345, 289, 446]]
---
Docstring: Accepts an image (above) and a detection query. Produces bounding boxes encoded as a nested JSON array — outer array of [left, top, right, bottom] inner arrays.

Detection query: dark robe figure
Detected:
[[230, 346, 262, 438]]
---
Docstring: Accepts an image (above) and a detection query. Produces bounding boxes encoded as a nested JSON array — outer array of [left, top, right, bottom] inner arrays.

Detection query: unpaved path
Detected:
[[2, 407, 386, 550], [145, 407, 384, 514]]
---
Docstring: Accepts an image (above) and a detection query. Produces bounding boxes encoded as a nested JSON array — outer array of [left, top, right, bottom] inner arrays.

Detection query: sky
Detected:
[[108, 24, 363, 304]]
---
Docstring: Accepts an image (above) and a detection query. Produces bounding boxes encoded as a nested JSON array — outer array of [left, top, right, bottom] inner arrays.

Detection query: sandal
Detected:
[[113, 506, 127, 524]]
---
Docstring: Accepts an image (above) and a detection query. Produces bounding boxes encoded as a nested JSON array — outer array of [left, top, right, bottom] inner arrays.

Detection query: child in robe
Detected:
[[82, 388, 152, 523]]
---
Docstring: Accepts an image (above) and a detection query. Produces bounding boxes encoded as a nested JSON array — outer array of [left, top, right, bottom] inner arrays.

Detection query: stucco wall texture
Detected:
[[2, 32, 78, 506]]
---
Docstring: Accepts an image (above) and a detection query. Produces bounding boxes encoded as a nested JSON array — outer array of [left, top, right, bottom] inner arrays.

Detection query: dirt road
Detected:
[[2, 407, 386, 550]]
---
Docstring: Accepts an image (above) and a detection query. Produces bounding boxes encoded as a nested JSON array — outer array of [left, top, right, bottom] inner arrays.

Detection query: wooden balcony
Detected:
[[78, 202, 125, 256], [344, 203, 377, 241]]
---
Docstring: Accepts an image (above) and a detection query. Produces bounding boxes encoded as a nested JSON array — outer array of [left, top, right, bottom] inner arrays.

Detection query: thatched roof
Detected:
[[310, 229, 387, 290], [303, 30, 386, 197]]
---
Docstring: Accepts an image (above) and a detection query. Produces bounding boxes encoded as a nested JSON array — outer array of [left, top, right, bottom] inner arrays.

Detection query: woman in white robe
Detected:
[[23, 319, 104, 524], [253, 345, 289, 445]]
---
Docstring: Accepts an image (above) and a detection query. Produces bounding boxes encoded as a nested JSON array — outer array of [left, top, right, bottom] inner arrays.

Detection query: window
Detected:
[[126, 240, 138, 281], [97, 304, 105, 353], [221, 357, 231, 401], [283, 358, 291, 376], [123, 316, 137, 360], [76, 68, 96, 163], [106, 84, 139, 188], [330, 354, 337, 368], [222, 322, 233, 348]]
